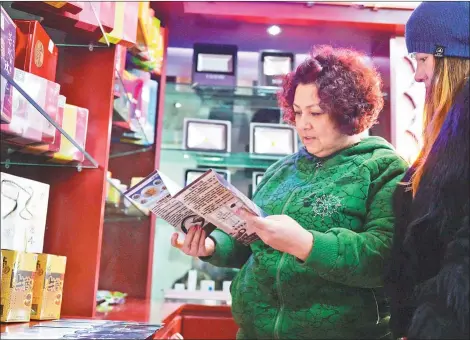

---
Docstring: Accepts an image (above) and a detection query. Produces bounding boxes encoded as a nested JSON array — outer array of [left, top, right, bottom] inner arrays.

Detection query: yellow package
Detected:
[[147, 17, 161, 62], [48, 104, 88, 164], [136, 1, 151, 46], [30, 253, 67, 320], [43, 1, 67, 8], [1, 250, 3, 287], [99, 1, 125, 45], [1, 250, 38, 322], [50, 104, 77, 163]]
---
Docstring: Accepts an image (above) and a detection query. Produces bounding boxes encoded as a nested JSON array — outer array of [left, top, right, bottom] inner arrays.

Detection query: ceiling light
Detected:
[[267, 25, 281, 36], [174, 102, 182, 108]]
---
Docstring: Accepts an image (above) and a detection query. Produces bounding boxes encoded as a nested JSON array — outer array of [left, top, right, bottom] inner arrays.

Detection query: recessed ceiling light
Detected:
[[267, 25, 281, 36]]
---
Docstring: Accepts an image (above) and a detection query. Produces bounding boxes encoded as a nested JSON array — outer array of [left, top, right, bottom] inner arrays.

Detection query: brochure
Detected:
[[124, 169, 265, 245], [1, 319, 163, 339]]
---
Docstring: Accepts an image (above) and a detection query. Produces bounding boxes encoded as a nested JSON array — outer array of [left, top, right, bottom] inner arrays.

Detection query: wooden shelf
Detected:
[[1, 301, 236, 340]]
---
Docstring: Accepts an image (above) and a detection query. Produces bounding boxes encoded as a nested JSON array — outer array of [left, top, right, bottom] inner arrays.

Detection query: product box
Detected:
[[192, 43, 238, 87], [113, 72, 145, 132], [136, 1, 151, 48], [0, 172, 50, 253], [249, 122, 298, 156], [183, 118, 232, 152], [14, 20, 59, 82], [122, 70, 158, 145], [74, 2, 114, 37], [147, 16, 161, 64], [30, 253, 67, 320], [49, 104, 89, 163], [71, 2, 99, 32], [42, 77, 60, 144], [1, 6, 17, 124], [113, 45, 127, 98], [258, 50, 294, 87], [0, 68, 60, 146], [22, 95, 65, 155], [95, 2, 115, 35], [43, 1, 84, 14], [11, 2, 112, 39], [0, 249, 38, 323], [99, 2, 138, 47]]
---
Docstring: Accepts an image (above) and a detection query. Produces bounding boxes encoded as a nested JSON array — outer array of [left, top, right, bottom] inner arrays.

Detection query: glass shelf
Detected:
[[0, 69, 98, 170], [109, 146, 153, 159], [162, 82, 283, 155], [156, 77, 283, 297], [166, 82, 280, 108], [160, 148, 282, 170]]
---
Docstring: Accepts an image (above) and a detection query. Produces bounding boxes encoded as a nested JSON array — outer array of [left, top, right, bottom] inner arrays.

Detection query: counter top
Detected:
[[1, 299, 234, 339]]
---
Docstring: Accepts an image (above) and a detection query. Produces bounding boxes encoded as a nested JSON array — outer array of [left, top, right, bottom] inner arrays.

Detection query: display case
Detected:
[[151, 81, 292, 299], [100, 26, 168, 300], [0, 1, 168, 318], [159, 81, 289, 197]]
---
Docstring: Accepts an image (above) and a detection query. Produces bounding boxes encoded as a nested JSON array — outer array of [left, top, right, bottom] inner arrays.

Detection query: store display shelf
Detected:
[[172, 82, 280, 97], [164, 289, 231, 303], [160, 147, 283, 170], [166, 82, 280, 107], [0, 70, 98, 170], [0, 154, 97, 171], [109, 146, 153, 159]]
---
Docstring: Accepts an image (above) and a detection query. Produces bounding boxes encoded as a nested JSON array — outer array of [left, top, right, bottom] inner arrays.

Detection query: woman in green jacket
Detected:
[[171, 45, 408, 339]]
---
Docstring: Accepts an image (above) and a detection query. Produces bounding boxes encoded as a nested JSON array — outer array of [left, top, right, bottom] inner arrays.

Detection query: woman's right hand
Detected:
[[171, 226, 215, 257]]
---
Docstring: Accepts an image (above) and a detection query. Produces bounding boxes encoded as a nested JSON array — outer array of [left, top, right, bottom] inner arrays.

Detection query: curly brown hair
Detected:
[[277, 45, 384, 135]]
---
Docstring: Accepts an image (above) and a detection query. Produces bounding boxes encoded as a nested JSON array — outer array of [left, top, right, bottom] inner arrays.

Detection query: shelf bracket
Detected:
[[55, 43, 108, 50]]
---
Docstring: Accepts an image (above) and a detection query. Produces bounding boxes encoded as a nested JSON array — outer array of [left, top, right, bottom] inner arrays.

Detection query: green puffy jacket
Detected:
[[203, 137, 409, 339]]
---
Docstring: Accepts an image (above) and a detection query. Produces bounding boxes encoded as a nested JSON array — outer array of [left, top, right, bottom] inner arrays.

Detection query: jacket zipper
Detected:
[[273, 252, 287, 339], [273, 161, 321, 339], [273, 190, 299, 339]]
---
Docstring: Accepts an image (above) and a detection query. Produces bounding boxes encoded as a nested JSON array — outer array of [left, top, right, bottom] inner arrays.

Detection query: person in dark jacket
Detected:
[[384, 2, 469, 339]]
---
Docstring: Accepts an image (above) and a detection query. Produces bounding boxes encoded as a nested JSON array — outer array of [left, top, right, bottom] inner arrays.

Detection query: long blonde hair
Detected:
[[411, 57, 470, 195]]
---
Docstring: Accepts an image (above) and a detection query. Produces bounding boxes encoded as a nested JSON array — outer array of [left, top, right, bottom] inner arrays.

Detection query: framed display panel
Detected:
[[192, 43, 238, 87], [185, 168, 230, 186], [252, 171, 264, 195], [249, 123, 298, 156], [183, 118, 232, 153], [258, 50, 294, 87], [390, 37, 425, 164]]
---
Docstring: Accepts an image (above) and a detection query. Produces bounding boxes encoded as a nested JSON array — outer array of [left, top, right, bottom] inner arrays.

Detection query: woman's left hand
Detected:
[[236, 209, 314, 261]]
